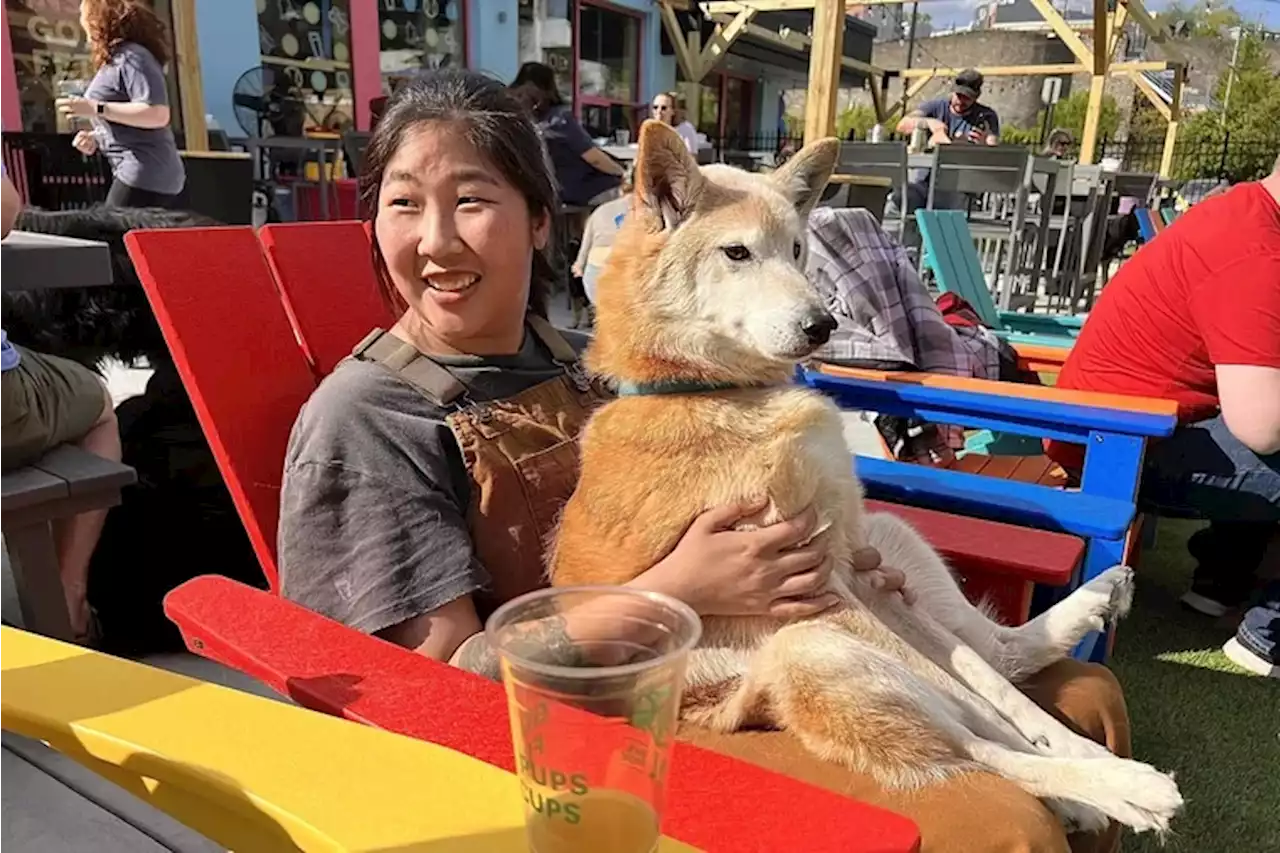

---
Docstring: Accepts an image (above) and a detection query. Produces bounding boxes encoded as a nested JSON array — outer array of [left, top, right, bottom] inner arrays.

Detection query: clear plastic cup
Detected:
[[56, 80, 90, 132], [486, 586, 702, 853], [57, 79, 88, 98]]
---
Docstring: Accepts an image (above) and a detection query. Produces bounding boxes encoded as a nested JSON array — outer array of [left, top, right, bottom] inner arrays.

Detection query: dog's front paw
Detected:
[[1089, 565, 1135, 621]]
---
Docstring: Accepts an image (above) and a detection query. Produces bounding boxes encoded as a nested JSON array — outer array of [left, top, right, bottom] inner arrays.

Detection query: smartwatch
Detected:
[[95, 101, 106, 116]]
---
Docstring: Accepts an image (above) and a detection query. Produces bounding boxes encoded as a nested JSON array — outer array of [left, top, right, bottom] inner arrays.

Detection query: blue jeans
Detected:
[[1141, 415, 1279, 658]]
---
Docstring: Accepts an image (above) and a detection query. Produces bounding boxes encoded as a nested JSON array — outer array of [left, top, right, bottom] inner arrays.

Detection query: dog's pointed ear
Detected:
[[770, 137, 840, 217], [635, 119, 704, 230]]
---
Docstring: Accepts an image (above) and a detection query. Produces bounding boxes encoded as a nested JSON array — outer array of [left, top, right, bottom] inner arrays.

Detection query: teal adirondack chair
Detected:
[[916, 210, 1082, 349]]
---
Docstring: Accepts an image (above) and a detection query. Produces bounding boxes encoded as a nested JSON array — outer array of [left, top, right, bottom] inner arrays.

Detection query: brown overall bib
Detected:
[[357, 317, 1127, 853]]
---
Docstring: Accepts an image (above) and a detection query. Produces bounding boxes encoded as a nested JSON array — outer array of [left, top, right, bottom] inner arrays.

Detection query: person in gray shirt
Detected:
[[56, 0, 185, 208]]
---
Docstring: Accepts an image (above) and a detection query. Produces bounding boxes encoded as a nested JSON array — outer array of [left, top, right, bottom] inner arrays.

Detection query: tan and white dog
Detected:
[[549, 121, 1182, 835]]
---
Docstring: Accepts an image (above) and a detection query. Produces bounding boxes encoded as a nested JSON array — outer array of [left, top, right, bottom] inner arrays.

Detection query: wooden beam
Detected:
[[1120, 0, 1189, 65], [1160, 64, 1183, 178], [1127, 70, 1171, 121], [892, 60, 1171, 77], [688, 27, 703, 79], [1092, 0, 1108, 76], [171, 0, 206, 152], [887, 74, 936, 124], [805, 0, 843, 144], [659, 2, 699, 81], [868, 75, 886, 123], [699, 7, 757, 74], [1027, 0, 1095, 67], [710, 14, 885, 76], [702, 0, 815, 10], [1079, 74, 1107, 164], [1108, 3, 1130, 60]]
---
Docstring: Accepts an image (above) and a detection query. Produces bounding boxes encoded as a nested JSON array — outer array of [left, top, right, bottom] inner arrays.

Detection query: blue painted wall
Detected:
[[466, 0, 520, 84], [194, 0, 261, 136]]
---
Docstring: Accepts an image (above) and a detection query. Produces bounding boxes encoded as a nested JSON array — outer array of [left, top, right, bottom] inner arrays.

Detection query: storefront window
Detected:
[[518, 0, 574, 102], [577, 3, 636, 104], [378, 0, 465, 95], [678, 70, 756, 146], [6, 0, 182, 135], [256, 0, 354, 134]]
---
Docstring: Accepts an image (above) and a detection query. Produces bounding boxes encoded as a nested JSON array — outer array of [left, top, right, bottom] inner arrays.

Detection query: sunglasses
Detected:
[[651, 103, 672, 110]]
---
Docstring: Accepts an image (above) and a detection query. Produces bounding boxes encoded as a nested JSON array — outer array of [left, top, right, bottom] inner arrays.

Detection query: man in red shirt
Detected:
[[1047, 155, 1280, 678]]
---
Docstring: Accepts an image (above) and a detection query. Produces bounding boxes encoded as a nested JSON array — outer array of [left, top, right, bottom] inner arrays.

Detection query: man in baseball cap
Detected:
[[896, 68, 1000, 148]]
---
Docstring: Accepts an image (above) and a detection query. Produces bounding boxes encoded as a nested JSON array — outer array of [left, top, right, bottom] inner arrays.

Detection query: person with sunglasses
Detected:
[[650, 92, 698, 155]]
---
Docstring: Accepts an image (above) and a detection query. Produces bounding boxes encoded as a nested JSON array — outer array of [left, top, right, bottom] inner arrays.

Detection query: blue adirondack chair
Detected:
[[799, 365, 1179, 662], [1134, 208, 1159, 243], [915, 210, 1082, 348]]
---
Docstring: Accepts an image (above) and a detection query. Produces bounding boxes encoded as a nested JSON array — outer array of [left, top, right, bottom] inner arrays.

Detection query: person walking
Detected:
[[56, 0, 185, 208]]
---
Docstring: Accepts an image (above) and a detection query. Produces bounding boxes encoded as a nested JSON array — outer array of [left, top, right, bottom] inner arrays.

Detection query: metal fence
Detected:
[[1093, 132, 1279, 192], [2, 132, 112, 210]]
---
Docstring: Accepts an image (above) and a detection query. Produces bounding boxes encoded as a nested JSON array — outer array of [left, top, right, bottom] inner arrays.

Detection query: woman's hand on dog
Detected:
[[635, 499, 912, 617], [72, 130, 98, 156]]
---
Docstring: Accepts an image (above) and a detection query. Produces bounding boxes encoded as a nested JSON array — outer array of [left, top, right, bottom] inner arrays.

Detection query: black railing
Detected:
[[2, 132, 112, 210]]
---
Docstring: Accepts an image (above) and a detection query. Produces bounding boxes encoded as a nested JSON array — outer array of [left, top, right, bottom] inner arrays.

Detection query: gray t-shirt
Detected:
[[84, 42, 185, 195], [278, 327, 589, 634]]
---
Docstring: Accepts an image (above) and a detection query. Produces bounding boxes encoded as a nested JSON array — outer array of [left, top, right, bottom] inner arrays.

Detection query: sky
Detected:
[[920, 0, 1280, 32]]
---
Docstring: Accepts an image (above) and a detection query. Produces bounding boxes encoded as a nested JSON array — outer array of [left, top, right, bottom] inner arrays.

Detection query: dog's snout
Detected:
[[802, 312, 838, 346]]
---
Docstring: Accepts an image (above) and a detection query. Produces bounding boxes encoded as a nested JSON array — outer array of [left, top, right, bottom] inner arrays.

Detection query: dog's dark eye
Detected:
[[722, 244, 751, 262], [793, 240, 803, 259]]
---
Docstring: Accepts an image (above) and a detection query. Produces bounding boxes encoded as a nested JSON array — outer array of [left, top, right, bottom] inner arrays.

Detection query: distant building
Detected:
[[847, 6, 932, 43], [973, 0, 1092, 31]]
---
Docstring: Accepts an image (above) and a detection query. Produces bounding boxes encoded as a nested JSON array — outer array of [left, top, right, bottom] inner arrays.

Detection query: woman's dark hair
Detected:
[[82, 0, 171, 70], [511, 62, 565, 109], [360, 69, 560, 319]]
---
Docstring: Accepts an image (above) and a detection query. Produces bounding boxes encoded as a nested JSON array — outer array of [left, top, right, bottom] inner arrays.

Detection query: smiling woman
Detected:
[[277, 69, 864, 675]]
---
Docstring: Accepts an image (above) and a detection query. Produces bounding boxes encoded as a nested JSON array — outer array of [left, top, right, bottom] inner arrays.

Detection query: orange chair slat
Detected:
[[816, 364, 1178, 417]]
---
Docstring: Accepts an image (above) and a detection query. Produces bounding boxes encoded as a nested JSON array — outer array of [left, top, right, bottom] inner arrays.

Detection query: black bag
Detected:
[[87, 362, 266, 656]]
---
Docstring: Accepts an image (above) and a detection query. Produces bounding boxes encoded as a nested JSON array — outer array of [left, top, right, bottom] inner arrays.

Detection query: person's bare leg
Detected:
[[53, 384, 121, 639]]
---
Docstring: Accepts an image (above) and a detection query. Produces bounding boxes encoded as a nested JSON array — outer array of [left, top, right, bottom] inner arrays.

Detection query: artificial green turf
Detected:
[[1108, 519, 1279, 853]]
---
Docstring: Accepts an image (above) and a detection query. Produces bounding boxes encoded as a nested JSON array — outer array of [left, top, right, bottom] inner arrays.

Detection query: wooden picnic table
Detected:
[[1, 231, 114, 292], [2, 229, 133, 642]]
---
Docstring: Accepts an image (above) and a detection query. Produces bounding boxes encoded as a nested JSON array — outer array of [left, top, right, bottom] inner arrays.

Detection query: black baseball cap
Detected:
[[954, 69, 983, 99]]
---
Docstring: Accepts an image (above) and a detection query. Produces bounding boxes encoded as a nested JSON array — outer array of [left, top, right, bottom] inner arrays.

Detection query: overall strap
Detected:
[[527, 314, 580, 364], [351, 329, 467, 407]]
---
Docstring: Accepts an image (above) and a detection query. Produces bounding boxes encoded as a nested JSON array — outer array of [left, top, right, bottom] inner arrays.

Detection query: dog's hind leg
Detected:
[[864, 513, 1132, 682], [755, 619, 978, 790], [937, 722, 1182, 836]]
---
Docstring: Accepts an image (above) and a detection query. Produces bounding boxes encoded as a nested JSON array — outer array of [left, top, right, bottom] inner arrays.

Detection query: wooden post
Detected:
[[1079, 75, 1106, 164], [171, 0, 207, 152], [804, 0, 843, 143], [1091, 0, 1108, 76], [1078, 0, 1110, 166], [1160, 65, 1183, 178]]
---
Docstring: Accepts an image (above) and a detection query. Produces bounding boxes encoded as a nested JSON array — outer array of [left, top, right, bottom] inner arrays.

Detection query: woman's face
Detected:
[[375, 122, 549, 353], [650, 95, 676, 126]]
